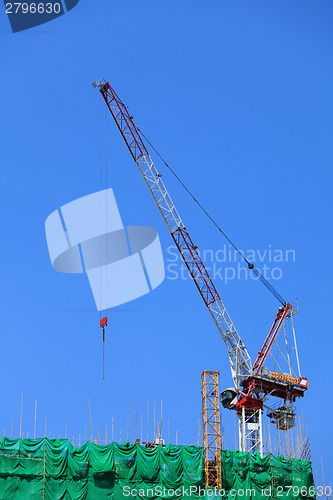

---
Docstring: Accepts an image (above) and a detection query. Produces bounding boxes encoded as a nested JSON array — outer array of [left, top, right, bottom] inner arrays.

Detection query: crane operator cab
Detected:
[[220, 388, 238, 410]]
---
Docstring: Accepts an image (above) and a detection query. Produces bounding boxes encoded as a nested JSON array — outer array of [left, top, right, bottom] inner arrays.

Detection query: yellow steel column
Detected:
[[201, 370, 222, 489]]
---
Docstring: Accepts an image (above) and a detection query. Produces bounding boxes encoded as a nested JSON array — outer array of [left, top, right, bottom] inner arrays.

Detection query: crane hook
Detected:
[[100, 316, 107, 379]]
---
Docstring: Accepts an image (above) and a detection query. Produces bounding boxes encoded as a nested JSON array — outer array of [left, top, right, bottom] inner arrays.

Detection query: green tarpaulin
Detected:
[[0, 438, 315, 499]]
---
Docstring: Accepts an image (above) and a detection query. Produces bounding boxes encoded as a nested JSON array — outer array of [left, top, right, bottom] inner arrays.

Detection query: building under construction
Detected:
[[0, 436, 314, 499]]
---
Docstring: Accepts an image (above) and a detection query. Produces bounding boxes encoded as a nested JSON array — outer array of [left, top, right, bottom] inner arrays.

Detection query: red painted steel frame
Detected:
[[100, 83, 148, 162], [252, 302, 292, 374], [243, 375, 306, 401], [172, 227, 221, 306], [238, 302, 294, 403]]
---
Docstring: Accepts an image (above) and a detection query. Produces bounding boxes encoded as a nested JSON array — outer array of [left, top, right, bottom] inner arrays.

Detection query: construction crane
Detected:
[[92, 79, 308, 458]]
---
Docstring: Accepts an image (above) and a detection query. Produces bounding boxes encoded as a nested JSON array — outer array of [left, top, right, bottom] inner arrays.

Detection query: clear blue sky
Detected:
[[1, 0, 332, 486]]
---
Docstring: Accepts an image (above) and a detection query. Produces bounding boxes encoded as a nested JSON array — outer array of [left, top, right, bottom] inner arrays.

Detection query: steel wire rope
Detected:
[[99, 97, 103, 320], [105, 105, 108, 324], [243, 314, 276, 342], [135, 125, 286, 306], [104, 106, 109, 380], [99, 100, 108, 378]]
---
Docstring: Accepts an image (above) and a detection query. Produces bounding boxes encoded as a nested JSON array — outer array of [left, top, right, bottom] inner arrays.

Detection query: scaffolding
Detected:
[[201, 370, 222, 489]]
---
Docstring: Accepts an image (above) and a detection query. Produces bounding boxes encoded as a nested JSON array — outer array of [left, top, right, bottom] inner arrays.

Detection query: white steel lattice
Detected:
[[239, 408, 263, 457]]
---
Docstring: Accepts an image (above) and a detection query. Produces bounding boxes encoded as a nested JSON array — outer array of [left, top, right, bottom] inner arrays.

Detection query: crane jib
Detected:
[[96, 80, 253, 386], [100, 82, 221, 309], [100, 83, 148, 161], [172, 227, 221, 307]]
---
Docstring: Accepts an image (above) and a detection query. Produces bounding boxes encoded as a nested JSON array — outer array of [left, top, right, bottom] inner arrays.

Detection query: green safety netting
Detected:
[[0, 438, 315, 499], [221, 450, 315, 500]]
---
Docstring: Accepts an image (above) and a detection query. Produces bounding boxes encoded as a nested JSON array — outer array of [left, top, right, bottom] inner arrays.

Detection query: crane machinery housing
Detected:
[[92, 79, 308, 460]]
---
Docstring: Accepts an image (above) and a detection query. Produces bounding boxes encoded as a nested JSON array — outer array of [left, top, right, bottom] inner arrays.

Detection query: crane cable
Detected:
[[136, 127, 286, 306], [99, 100, 108, 380]]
